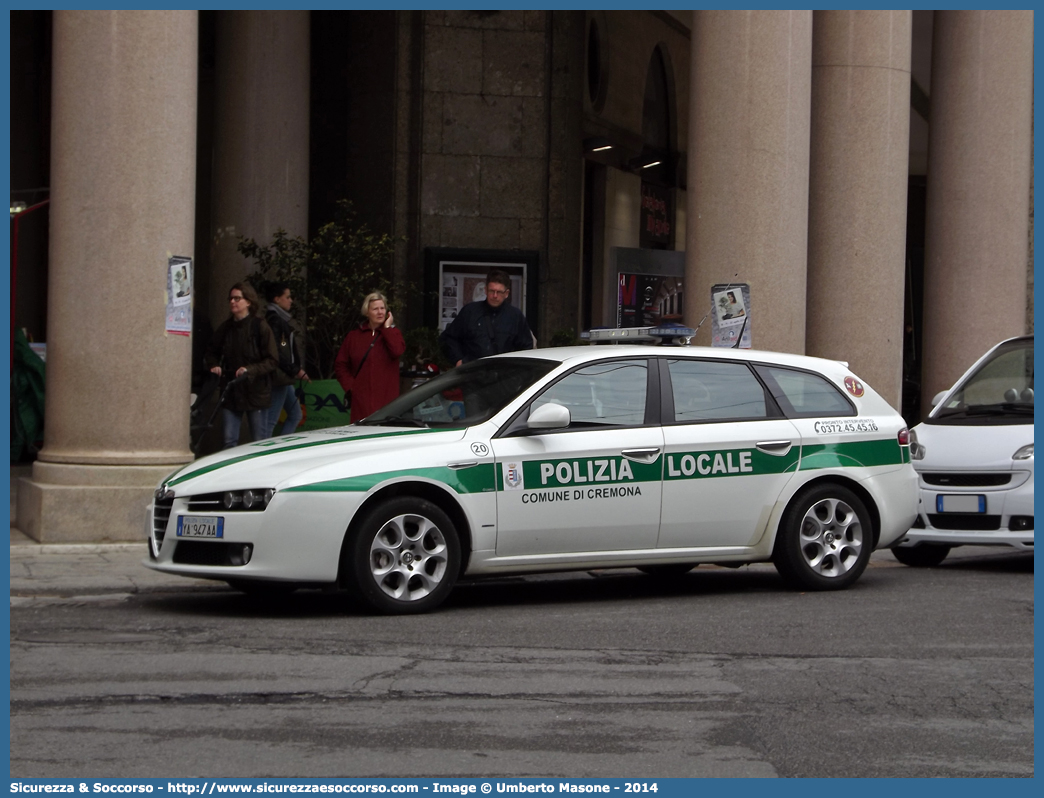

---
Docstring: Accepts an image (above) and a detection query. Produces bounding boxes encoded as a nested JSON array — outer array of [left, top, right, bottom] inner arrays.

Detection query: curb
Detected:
[[10, 542, 146, 554]]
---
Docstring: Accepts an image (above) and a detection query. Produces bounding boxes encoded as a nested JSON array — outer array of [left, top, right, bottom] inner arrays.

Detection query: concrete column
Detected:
[[806, 11, 911, 410], [209, 10, 310, 326], [544, 10, 585, 340], [921, 11, 1033, 409], [19, 10, 198, 542], [685, 10, 812, 353]]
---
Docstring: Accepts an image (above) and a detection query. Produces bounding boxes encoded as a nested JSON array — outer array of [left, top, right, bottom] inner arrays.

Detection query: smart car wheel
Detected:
[[346, 497, 460, 615], [891, 544, 951, 567], [773, 484, 872, 590]]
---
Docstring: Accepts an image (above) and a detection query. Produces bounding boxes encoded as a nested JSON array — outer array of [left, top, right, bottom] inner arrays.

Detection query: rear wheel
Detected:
[[344, 497, 460, 614], [773, 483, 872, 590], [891, 544, 951, 567]]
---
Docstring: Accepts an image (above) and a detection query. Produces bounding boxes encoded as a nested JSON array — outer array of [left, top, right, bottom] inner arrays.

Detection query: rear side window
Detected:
[[667, 359, 769, 421], [757, 365, 854, 418], [532, 360, 648, 428]]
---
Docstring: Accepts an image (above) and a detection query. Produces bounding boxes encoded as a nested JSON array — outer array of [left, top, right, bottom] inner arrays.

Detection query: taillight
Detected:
[[897, 427, 910, 446]]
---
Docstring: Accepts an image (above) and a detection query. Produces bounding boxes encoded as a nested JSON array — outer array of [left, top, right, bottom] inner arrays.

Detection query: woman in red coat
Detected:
[[334, 291, 406, 422]]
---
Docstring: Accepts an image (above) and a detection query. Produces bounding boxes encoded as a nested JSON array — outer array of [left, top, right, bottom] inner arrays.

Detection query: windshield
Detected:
[[359, 357, 558, 428], [930, 338, 1034, 425]]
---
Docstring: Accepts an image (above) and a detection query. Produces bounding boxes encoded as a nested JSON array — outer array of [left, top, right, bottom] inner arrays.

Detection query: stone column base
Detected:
[[17, 462, 182, 543]]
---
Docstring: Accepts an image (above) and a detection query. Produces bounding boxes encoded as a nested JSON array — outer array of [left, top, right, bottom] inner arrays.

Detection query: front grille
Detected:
[[152, 497, 174, 554], [186, 493, 225, 512], [172, 541, 249, 566], [922, 473, 1011, 487], [927, 514, 1001, 531]]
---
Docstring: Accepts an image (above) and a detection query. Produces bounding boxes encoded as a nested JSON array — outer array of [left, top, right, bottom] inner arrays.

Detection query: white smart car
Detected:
[[894, 335, 1033, 566], [147, 345, 917, 613]]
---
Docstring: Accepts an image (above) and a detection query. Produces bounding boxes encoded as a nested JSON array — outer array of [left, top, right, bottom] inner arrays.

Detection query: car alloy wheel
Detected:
[[346, 497, 460, 614], [773, 483, 872, 590]]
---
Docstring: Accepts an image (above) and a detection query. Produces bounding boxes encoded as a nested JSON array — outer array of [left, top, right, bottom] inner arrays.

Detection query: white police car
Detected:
[[894, 335, 1033, 566], [147, 346, 917, 613]]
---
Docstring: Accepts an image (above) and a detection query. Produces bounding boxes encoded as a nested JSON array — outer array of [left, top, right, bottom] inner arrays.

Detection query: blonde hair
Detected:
[[361, 291, 388, 316]]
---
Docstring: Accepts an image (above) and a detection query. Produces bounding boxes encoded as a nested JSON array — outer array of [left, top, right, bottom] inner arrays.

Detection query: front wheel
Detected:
[[891, 544, 951, 567], [344, 497, 461, 614], [773, 484, 872, 590]]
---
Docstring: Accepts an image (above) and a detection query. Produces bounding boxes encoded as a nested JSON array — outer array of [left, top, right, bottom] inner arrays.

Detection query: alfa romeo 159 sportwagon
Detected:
[[146, 345, 918, 613]]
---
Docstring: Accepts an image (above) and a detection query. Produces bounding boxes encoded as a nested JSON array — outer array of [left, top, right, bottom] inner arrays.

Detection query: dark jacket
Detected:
[[265, 306, 306, 388], [204, 315, 280, 412], [440, 299, 534, 365]]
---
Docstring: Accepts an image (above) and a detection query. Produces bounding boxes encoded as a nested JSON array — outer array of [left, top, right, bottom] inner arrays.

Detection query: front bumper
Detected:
[[895, 467, 1033, 549], [143, 490, 362, 583]]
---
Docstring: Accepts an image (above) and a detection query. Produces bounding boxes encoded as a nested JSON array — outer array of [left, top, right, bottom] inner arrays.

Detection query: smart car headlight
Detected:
[[909, 429, 926, 460], [1012, 443, 1033, 460]]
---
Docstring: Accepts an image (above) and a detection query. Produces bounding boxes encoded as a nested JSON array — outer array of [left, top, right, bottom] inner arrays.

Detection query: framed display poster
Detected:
[[165, 255, 192, 336], [710, 283, 752, 348], [609, 247, 685, 329], [424, 248, 539, 333]]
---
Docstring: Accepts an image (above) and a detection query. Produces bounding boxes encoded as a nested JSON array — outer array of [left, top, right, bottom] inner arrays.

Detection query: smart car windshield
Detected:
[[931, 338, 1034, 425], [359, 357, 558, 428]]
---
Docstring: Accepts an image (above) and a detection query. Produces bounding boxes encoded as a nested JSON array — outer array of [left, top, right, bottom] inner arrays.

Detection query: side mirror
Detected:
[[930, 391, 947, 409], [528, 402, 570, 430]]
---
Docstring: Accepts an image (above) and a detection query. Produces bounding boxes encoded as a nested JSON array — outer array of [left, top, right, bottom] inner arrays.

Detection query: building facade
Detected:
[[10, 10, 1034, 541]]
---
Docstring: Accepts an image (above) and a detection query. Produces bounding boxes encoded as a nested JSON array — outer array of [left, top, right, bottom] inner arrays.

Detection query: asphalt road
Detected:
[[9, 546, 1034, 779]]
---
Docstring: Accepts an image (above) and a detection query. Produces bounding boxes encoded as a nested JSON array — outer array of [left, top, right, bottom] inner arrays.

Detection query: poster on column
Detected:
[[710, 283, 751, 348], [165, 255, 193, 336]]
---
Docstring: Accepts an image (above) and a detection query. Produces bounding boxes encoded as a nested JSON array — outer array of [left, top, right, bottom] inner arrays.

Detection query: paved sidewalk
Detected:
[[9, 540, 220, 597], [9, 465, 220, 596]]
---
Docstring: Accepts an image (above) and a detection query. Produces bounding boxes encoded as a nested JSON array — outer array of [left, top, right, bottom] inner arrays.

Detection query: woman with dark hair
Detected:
[[263, 281, 309, 437], [204, 282, 279, 448], [334, 291, 405, 422]]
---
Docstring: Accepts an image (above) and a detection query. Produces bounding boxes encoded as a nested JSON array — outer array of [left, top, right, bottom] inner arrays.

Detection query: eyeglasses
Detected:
[[486, 288, 508, 296], [229, 296, 245, 303]]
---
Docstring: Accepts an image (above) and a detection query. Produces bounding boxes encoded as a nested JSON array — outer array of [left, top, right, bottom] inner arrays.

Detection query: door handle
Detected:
[[621, 447, 661, 464], [447, 461, 479, 470], [756, 440, 793, 456]]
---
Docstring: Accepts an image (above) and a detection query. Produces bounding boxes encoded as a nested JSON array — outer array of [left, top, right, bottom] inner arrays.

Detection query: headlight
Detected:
[[909, 429, 926, 460], [219, 489, 275, 511], [1013, 443, 1034, 460]]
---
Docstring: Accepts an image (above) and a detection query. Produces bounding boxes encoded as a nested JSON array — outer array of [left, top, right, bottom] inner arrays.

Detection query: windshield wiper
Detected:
[[360, 415, 428, 428], [936, 403, 1033, 419], [966, 403, 1034, 416]]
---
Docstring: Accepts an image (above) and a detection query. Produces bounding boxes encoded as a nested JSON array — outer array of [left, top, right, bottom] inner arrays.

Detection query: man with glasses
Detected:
[[441, 269, 534, 367]]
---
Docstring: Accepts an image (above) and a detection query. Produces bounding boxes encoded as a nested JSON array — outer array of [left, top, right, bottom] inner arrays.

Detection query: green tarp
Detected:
[[11, 328, 45, 461]]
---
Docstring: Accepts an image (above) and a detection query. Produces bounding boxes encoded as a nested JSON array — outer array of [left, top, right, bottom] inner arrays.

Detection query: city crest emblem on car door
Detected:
[[503, 462, 524, 490]]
